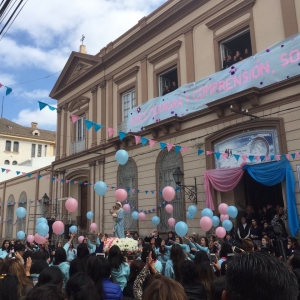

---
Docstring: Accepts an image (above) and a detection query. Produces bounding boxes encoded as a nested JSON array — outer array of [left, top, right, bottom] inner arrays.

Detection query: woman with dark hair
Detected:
[[250, 219, 263, 247], [210, 276, 226, 300], [218, 243, 233, 267], [208, 240, 218, 254], [26, 284, 65, 300], [36, 266, 63, 290], [165, 231, 176, 246], [198, 261, 217, 298], [0, 273, 19, 300], [187, 236, 209, 254], [53, 247, 70, 288], [0, 240, 10, 259], [179, 260, 207, 300], [66, 272, 100, 300], [30, 259, 49, 285], [287, 237, 300, 257], [69, 243, 90, 277], [141, 244, 162, 273], [67, 242, 77, 262], [123, 260, 145, 298], [108, 245, 130, 291], [165, 244, 186, 281]]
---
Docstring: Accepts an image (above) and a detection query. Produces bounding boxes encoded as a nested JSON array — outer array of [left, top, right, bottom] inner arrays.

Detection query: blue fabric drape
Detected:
[[242, 160, 300, 236]]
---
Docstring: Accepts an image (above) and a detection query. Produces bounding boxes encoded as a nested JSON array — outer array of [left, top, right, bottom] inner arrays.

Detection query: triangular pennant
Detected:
[[71, 114, 80, 124], [181, 147, 189, 153], [265, 155, 270, 161], [38, 175, 42, 179], [5, 169, 10, 173], [66, 180, 70, 183], [134, 136, 141, 145], [281, 154, 286, 160], [131, 189, 135, 193], [85, 120, 94, 130], [56, 178, 60, 182], [221, 153, 228, 160], [74, 181, 78, 184], [94, 123, 103, 132], [242, 154, 248, 162], [61, 179, 65, 183], [48, 105, 56, 111], [34, 174, 39, 178], [0, 83, 2, 88], [16, 171, 20, 175], [215, 152, 221, 159], [160, 142, 167, 150], [175, 145, 182, 154], [248, 155, 255, 162], [22, 172, 27, 176], [52, 177, 56, 181], [27, 173, 33, 177], [291, 153, 296, 159], [149, 140, 157, 148], [141, 137, 148, 146], [145, 190, 149, 194], [1, 168, 5, 173], [276, 155, 281, 161], [260, 156, 266, 161], [119, 131, 127, 140], [296, 152, 300, 159], [233, 154, 240, 161], [286, 154, 291, 160], [270, 155, 275, 160], [108, 128, 115, 137], [206, 151, 214, 155], [198, 149, 204, 155], [70, 180, 74, 184], [38, 101, 48, 111], [167, 144, 173, 152], [5, 86, 12, 96], [255, 156, 261, 162]]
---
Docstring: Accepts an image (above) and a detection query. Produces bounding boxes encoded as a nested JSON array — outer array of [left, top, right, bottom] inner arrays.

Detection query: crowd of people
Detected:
[[222, 48, 251, 69], [0, 204, 298, 300]]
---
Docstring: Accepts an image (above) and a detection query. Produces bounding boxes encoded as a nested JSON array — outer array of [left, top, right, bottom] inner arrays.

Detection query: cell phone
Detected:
[[227, 253, 235, 261], [210, 254, 217, 264], [146, 257, 149, 264], [96, 253, 105, 258]]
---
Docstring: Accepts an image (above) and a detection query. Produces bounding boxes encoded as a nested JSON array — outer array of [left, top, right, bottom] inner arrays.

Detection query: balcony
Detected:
[[71, 139, 85, 154], [117, 120, 128, 133]]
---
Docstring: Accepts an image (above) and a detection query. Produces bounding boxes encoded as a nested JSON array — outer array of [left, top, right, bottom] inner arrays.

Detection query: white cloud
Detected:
[[0, 73, 17, 86], [19, 89, 51, 100], [12, 107, 57, 130]]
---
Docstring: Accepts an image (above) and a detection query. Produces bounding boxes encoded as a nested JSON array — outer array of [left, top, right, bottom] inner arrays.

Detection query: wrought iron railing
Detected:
[[71, 139, 85, 154]]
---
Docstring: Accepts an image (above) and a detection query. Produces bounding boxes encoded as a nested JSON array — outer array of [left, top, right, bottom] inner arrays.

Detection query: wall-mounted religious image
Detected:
[[214, 129, 280, 169]]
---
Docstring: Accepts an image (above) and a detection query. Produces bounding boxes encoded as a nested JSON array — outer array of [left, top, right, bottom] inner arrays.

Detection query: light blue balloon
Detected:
[[16, 207, 27, 219], [132, 211, 139, 221], [222, 220, 233, 232], [94, 181, 107, 196], [86, 211, 94, 220], [201, 208, 213, 219], [186, 212, 194, 220], [17, 231, 25, 240], [152, 216, 160, 226], [36, 217, 47, 226], [175, 221, 188, 237], [36, 223, 49, 237], [70, 225, 77, 233], [188, 205, 197, 216], [227, 206, 238, 219], [60, 230, 64, 235], [115, 150, 129, 165], [212, 216, 220, 227]]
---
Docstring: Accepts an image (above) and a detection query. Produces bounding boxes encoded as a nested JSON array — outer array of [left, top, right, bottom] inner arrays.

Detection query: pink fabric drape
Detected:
[[204, 167, 244, 210]]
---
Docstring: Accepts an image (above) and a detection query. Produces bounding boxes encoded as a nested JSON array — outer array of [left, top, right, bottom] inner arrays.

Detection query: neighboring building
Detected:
[[1, 0, 300, 239]]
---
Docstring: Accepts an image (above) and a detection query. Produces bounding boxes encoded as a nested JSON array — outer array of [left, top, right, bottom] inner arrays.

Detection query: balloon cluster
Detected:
[[186, 205, 197, 220], [199, 203, 238, 238], [16, 207, 27, 240]]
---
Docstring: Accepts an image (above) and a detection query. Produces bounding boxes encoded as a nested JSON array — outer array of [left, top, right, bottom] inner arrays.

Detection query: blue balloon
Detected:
[[201, 208, 213, 219], [212, 216, 220, 227], [132, 211, 139, 221], [86, 211, 94, 220], [17, 231, 25, 239], [36, 217, 47, 226], [175, 221, 188, 237], [188, 205, 197, 216], [16, 207, 26, 219], [186, 212, 194, 220], [94, 181, 107, 196], [36, 223, 49, 237], [70, 225, 77, 233], [152, 216, 160, 226], [115, 150, 129, 165], [222, 220, 233, 231], [227, 206, 238, 218]]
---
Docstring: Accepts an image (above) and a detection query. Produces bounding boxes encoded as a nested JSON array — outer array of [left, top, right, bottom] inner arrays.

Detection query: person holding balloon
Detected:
[[113, 202, 125, 239], [186, 236, 210, 254], [87, 232, 102, 254]]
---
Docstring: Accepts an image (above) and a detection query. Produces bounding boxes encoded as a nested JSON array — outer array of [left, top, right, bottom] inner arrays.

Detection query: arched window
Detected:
[[6, 195, 15, 238], [118, 159, 138, 231], [157, 149, 183, 232], [4, 160, 10, 165], [17, 192, 27, 232], [12, 161, 17, 165]]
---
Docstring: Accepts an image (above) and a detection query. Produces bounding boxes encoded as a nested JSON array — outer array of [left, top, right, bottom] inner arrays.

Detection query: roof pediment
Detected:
[[50, 52, 102, 99]]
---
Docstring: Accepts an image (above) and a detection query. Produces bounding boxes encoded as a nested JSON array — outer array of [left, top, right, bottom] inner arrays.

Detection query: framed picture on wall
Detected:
[[297, 164, 300, 193]]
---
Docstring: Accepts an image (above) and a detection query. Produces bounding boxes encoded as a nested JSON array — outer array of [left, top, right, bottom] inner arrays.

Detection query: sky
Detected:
[[0, 0, 166, 131]]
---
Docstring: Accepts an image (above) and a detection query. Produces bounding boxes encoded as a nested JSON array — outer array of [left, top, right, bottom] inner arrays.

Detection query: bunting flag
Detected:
[[182, 147, 189, 153], [167, 144, 173, 152], [233, 154, 240, 161], [149, 140, 156, 148], [85, 120, 94, 130], [141, 137, 148, 146], [94, 123, 103, 132], [38, 101, 48, 110], [134, 136, 141, 144], [198, 149, 204, 155], [5, 87, 12, 96], [107, 128, 115, 137], [71, 114, 80, 124], [175, 145, 182, 154], [119, 131, 127, 140], [0, 83, 3, 88], [215, 152, 221, 159], [159, 142, 167, 150]]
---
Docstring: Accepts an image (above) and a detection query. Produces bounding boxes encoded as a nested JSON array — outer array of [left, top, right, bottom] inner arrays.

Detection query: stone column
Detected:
[[62, 103, 69, 158], [91, 85, 98, 147], [100, 80, 107, 144], [141, 57, 148, 103], [56, 109, 62, 159], [107, 79, 113, 131], [184, 29, 195, 83]]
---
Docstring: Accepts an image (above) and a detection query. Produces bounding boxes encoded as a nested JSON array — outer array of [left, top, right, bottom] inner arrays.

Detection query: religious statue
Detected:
[[110, 202, 125, 238]]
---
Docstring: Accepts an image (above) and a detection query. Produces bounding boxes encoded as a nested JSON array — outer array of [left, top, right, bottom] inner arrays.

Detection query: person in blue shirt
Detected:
[[66, 242, 77, 262], [108, 245, 130, 291], [163, 237, 191, 260], [165, 244, 186, 281], [185, 236, 210, 255], [0, 240, 10, 259], [87, 232, 103, 254], [140, 244, 163, 273]]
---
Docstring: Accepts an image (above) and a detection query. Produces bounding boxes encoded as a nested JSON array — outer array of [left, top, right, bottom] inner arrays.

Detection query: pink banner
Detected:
[[134, 136, 141, 144], [71, 114, 80, 124], [149, 140, 156, 148], [204, 167, 244, 210], [167, 144, 174, 152]]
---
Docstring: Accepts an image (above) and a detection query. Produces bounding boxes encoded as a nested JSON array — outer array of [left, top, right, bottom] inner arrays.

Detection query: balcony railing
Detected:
[[117, 120, 127, 133], [71, 139, 85, 154]]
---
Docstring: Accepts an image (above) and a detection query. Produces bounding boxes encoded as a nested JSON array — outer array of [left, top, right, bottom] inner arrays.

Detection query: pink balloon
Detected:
[[78, 236, 84, 243], [139, 212, 146, 221], [65, 198, 78, 213], [220, 214, 229, 222], [123, 204, 131, 212], [90, 223, 97, 231], [165, 204, 173, 214], [216, 226, 226, 238], [200, 216, 213, 232], [218, 203, 228, 215], [34, 233, 46, 244], [52, 221, 64, 235], [168, 217, 176, 227], [162, 186, 176, 202], [115, 189, 127, 202], [27, 235, 34, 243]]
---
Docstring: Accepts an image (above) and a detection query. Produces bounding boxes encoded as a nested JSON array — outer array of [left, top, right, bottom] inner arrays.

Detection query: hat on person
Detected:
[[116, 202, 122, 207]]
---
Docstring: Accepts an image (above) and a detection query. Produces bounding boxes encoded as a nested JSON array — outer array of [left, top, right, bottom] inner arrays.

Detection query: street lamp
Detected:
[[42, 193, 49, 203], [172, 167, 197, 204]]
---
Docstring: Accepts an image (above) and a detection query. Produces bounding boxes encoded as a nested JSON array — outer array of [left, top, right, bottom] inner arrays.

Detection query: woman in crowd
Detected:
[[29, 259, 49, 285], [69, 243, 90, 277], [208, 240, 218, 255], [187, 236, 209, 254], [218, 243, 233, 268], [141, 244, 163, 273], [260, 237, 274, 254], [286, 237, 300, 257], [237, 217, 251, 241], [26, 284, 65, 300], [0, 240, 10, 259], [165, 244, 186, 281], [35, 266, 63, 291], [250, 218, 262, 247], [198, 261, 217, 299], [0, 273, 19, 300], [53, 247, 70, 288], [179, 260, 207, 300], [242, 238, 255, 253], [108, 245, 130, 291], [67, 242, 77, 262], [165, 231, 176, 245]]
